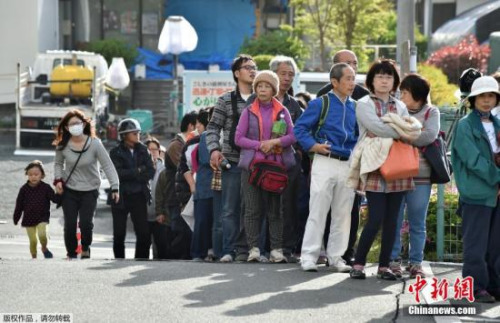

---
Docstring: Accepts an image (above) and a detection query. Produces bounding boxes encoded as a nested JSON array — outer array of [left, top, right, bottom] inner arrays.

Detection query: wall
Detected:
[[0, 0, 58, 104]]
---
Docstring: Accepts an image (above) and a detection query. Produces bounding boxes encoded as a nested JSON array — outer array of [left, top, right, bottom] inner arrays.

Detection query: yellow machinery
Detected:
[[49, 64, 93, 98]]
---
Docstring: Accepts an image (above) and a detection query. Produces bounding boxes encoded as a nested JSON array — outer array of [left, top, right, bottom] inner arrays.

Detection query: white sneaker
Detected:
[[220, 254, 233, 263], [269, 248, 287, 263], [329, 256, 352, 273], [247, 247, 260, 262], [301, 259, 318, 272]]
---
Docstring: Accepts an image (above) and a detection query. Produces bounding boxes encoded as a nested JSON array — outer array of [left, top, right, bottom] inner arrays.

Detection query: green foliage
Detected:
[[418, 63, 459, 107], [291, 0, 393, 71], [87, 39, 139, 68], [239, 25, 309, 70], [252, 55, 274, 71], [425, 190, 461, 262], [372, 11, 428, 61]]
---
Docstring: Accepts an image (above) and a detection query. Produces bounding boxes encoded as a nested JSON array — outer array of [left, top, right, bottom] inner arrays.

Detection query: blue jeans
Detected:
[[191, 198, 213, 259], [212, 190, 223, 258], [391, 184, 432, 264], [221, 164, 242, 256]]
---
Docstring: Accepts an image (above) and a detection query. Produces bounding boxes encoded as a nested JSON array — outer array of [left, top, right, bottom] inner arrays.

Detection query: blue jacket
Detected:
[[294, 92, 358, 157], [451, 111, 500, 207]]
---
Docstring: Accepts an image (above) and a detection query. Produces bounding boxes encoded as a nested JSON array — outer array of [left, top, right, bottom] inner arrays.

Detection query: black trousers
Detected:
[[461, 202, 500, 292], [149, 221, 171, 259], [354, 191, 405, 267], [62, 188, 98, 258], [112, 193, 150, 259], [281, 158, 302, 254]]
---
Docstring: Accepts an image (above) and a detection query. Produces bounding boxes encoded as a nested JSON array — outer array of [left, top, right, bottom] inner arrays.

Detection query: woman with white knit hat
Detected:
[[234, 70, 297, 263]]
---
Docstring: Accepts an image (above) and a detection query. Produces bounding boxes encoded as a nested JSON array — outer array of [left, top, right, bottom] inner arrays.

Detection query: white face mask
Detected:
[[68, 124, 84, 136]]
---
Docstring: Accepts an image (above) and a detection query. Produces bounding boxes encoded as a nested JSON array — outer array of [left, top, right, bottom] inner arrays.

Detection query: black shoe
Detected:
[[284, 253, 299, 263], [350, 268, 366, 279], [475, 290, 495, 303], [487, 288, 500, 301], [377, 269, 397, 281], [342, 256, 354, 266], [81, 248, 90, 259]]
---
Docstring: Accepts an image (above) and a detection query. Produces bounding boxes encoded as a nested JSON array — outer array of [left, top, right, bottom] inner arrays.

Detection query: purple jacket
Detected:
[[235, 98, 296, 170]]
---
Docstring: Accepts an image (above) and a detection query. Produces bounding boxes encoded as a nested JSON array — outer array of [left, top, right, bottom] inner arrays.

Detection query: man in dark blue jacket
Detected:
[[110, 118, 155, 259], [294, 63, 358, 272]]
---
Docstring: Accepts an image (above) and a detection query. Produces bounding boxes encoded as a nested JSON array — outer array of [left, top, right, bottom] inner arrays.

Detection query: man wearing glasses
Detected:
[[206, 54, 257, 262]]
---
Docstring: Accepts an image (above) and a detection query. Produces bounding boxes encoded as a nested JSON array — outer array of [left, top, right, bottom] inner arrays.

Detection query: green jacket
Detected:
[[451, 111, 500, 207]]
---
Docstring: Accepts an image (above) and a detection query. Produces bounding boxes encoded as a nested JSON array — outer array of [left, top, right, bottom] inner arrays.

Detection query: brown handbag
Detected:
[[380, 140, 420, 181]]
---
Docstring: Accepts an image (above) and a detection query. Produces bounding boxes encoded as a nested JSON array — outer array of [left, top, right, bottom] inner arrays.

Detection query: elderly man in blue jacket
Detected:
[[294, 63, 358, 272]]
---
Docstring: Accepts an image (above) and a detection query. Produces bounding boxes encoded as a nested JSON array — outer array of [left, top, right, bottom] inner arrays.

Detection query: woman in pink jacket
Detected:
[[235, 70, 296, 263]]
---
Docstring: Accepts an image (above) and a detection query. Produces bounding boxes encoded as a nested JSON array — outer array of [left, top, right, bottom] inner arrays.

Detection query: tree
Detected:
[[291, 0, 392, 71], [239, 25, 310, 70], [290, 0, 336, 71]]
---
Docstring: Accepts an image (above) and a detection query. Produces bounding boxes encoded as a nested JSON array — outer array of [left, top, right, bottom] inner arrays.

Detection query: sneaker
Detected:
[[377, 268, 397, 281], [204, 255, 215, 262], [474, 290, 495, 303], [42, 249, 53, 259], [192, 257, 204, 262], [235, 252, 249, 262], [329, 257, 352, 273], [317, 255, 328, 265], [389, 261, 403, 278], [270, 249, 287, 263], [409, 264, 425, 279], [247, 247, 260, 262], [301, 260, 318, 272], [284, 252, 299, 263], [258, 255, 270, 263], [81, 248, 90, 259], [220, 254, 233, 263], [350, 266, 366, 279]]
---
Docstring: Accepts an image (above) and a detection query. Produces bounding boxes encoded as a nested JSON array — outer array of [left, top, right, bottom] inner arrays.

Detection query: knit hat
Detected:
[[253, 70, 279, 96]]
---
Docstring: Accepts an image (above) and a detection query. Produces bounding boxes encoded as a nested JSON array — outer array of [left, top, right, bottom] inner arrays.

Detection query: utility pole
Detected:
[[396, 0, 416, 75]]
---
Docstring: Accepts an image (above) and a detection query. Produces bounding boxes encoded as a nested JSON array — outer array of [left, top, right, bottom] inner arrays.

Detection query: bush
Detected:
[[87, 39, 139, 68], [239, 25, 309, 70], [418, 63, 459, 107], [424, 189, 461, 262], [252, 55, 274, 71], [426, 35, 490, 84]]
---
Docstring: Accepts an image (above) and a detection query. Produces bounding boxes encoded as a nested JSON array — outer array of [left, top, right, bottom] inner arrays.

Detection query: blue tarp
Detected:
[[164, 0, 256, 69]]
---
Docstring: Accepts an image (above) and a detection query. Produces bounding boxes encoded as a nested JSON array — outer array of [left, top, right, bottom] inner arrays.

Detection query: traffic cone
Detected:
[[75, 222, 82, 255]]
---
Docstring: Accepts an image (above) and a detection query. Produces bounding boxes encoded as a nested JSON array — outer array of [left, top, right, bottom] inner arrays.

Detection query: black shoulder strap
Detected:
[[315, 95, 330, 138], [231, 91, 238, 116], [66, 136, 90, 184]]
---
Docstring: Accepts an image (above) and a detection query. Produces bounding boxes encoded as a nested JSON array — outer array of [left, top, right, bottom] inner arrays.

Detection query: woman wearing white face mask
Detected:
[[53, 109, 119, 259]]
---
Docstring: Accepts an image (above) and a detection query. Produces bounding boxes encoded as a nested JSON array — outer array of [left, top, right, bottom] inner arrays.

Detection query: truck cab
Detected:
[[15, 50, 109, 155]]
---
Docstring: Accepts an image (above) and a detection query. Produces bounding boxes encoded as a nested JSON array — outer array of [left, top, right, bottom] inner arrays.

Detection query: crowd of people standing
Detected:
[[12, 50, 500, 303]]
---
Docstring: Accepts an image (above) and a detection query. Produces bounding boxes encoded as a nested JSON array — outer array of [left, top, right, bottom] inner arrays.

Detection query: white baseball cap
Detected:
[[468, 76, 500, 98]]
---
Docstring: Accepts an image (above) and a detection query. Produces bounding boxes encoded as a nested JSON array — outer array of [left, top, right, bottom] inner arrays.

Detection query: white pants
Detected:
[[301, 154, 355, 264]]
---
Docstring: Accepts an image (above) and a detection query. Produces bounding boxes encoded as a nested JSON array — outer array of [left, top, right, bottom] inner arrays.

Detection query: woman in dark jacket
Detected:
[[110, 118, 155, 259]]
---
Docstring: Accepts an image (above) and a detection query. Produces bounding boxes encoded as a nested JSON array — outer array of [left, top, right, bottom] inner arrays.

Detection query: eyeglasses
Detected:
[[374, 75, 394, 80], [239, 65, 257, 71], [68, 121, 83, 126]]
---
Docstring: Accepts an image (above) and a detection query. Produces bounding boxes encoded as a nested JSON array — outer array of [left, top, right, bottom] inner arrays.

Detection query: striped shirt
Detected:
[[206, 89, 250, 163]]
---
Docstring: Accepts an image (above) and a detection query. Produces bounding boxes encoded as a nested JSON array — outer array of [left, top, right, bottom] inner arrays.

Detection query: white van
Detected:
[[299, 72, 366, 97]]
